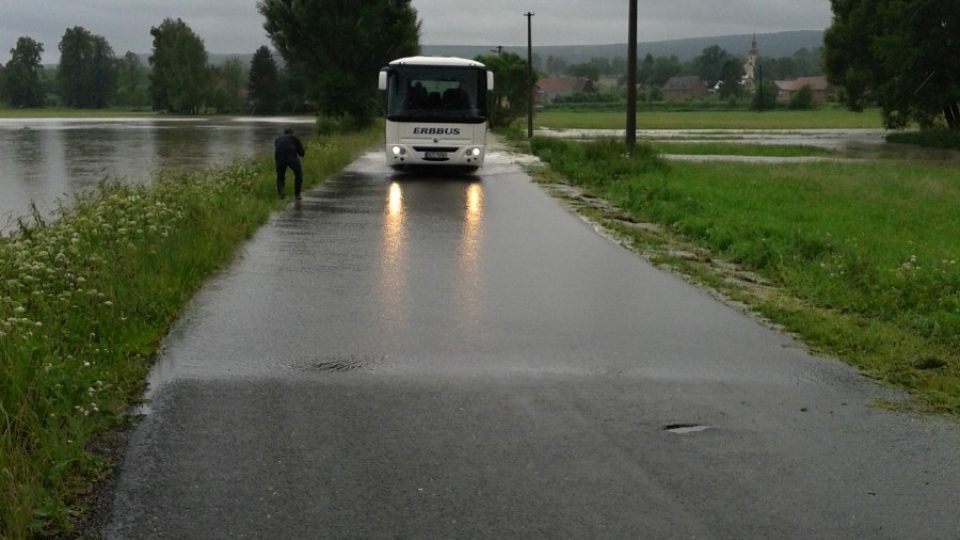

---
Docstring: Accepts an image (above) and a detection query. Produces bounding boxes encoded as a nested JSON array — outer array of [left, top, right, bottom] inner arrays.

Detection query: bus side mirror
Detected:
[[487, 71, 495, 91], [378, 71, 388, 91]]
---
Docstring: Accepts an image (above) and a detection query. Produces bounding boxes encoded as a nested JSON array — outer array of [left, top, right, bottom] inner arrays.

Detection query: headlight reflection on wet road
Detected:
[[378, 178, 486, 340], [379, 181, 408, 333], [457, 182, 485, 331]]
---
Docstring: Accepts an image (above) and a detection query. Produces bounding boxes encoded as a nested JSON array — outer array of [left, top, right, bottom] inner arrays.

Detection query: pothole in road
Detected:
[[301, 355, 383, 373], [663, 423, 712, 434]]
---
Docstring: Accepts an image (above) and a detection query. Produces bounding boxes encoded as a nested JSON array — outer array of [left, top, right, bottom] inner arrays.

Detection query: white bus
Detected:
[[378, 56, 494, 170]]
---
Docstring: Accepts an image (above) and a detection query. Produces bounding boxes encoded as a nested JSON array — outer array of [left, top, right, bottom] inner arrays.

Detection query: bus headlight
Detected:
[[391, 146, 405, 156], [469, 147, 482, 157]]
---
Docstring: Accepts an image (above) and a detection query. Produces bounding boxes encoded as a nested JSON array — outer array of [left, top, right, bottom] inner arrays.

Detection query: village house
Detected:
[[662, 76, 708, 100], [534, 77, 598, 104], [773, 76, 834, 104]]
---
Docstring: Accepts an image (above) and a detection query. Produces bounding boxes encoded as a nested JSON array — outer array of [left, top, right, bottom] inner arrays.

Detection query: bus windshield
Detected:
[[385, 65, 487, 124]]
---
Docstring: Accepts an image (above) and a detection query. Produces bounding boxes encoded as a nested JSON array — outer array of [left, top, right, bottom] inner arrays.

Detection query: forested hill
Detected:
[[423, 30, 824, 63]]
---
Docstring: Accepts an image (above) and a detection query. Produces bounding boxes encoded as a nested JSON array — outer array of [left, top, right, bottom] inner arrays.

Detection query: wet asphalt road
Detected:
[[105, 147, 960, 539]]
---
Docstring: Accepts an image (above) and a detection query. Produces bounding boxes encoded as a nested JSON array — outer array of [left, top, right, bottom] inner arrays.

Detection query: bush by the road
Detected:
[[887, 129, 960, 151], [0, 127, 381, 537]]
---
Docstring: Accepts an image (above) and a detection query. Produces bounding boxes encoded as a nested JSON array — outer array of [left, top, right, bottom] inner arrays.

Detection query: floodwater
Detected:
[[536, 127, 960, 162], [0, 117, 315, 232]]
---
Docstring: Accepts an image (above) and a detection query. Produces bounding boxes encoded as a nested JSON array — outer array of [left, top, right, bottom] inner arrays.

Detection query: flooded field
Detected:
[[535, 127, 960, 162], [0, 117, 315, 232]]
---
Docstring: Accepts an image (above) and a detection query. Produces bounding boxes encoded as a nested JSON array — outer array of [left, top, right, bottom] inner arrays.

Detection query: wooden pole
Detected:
[[626, 0, 638, 150], [525, 12, 535, 139]]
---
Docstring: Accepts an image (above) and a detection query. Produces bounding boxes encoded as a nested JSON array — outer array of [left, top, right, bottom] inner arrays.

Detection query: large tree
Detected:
[[258, 0, 421, 126], [475, 52, 529, 129], [1, 37, 45, 108], [824, 0, 960, 129], [693, 45, 735, 87], [718, 58, 746, 100], [649, 55, 683, 87], [58, 27, 117, 108], [247, 46, 281, 114], [149, 18, 210, 114]]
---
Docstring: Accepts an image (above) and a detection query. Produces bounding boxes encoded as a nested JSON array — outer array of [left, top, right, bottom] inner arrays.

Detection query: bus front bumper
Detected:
[[386, 144, 485, 168]]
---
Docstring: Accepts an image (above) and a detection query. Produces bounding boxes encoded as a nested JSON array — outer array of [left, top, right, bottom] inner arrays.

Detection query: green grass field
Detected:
[[529, 137, 960, 417], [536, 108, 886, 130], [0, 127, 381, 538]]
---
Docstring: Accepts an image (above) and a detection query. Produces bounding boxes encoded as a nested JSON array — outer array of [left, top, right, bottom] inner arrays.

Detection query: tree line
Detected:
[[541, 46, 822, 89], [0, 19, 311, 114], [0, 0, 953, 131]]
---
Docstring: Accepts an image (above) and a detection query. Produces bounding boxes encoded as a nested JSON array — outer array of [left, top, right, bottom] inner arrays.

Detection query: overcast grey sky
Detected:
[[0, 0, 832, 63]]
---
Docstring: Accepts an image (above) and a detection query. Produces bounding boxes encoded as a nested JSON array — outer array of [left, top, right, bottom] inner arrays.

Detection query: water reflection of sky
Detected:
[[0, 117, 315, 232]]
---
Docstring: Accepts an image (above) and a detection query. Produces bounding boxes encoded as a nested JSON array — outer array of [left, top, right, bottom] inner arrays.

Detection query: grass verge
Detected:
[[536, 109, 885, 130], [526, 136, 960, 417], [0, 126, 381, 538]]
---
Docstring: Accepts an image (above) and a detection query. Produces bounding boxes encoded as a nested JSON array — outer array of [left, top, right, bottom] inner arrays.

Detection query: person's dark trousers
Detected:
[[276, 159, 304, 197]]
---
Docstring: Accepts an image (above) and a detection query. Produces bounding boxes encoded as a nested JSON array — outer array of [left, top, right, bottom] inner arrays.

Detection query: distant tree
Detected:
[[115, 52, 150, 108], [149, 18, 210, 114], [258, 0, 421, 127], [637, 54, 654, 86], [1, 37, 45, 108], [788, 84, 815, 110], [475, 51, 529, 128], [611, 57, 627, 79], [209, 57, 246, 113], [545, 55, 568, 76], [566, 62, 600, 82], [650, 55, 683, 87], [751, 80, 778, 111], [693, 45, 734, 87], [824, 0, 960, 129], [247, 46, 281, 114], [791, 47, 822, 76], [718, 58, 745, 100], [531, 53, 543, 72], [647, 85, 663, 102]]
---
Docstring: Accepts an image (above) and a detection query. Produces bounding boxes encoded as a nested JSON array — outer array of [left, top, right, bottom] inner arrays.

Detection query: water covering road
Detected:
[[105, 146, 960, 538]]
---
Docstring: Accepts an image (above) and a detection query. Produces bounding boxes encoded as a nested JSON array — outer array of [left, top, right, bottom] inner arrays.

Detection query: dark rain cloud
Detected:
[[1, 0, 831, 63]]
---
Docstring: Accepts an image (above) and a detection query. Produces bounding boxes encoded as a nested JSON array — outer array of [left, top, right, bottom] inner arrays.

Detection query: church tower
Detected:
[[744, 34, 759, 81]]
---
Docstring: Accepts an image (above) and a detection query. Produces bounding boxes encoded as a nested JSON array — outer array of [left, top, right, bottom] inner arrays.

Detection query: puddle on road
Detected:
[[293, 354, 385, 373], [663, 423, 713, 435]]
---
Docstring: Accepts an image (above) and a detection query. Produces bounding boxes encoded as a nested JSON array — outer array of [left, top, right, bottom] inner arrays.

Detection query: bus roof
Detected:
[[387, 56, 486, 69]]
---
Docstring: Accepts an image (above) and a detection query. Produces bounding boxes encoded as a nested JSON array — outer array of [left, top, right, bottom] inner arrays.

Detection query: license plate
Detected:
[[424, 151, 448, 159]]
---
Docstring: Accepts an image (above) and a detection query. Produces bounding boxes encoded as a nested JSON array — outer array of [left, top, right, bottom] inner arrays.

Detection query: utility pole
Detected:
[[525, 11, 535, 139], [626, 0, 638, 150]]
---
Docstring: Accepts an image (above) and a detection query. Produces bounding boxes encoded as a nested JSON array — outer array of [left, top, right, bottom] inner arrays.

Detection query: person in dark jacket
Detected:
[[274, 128, 306, 199]]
